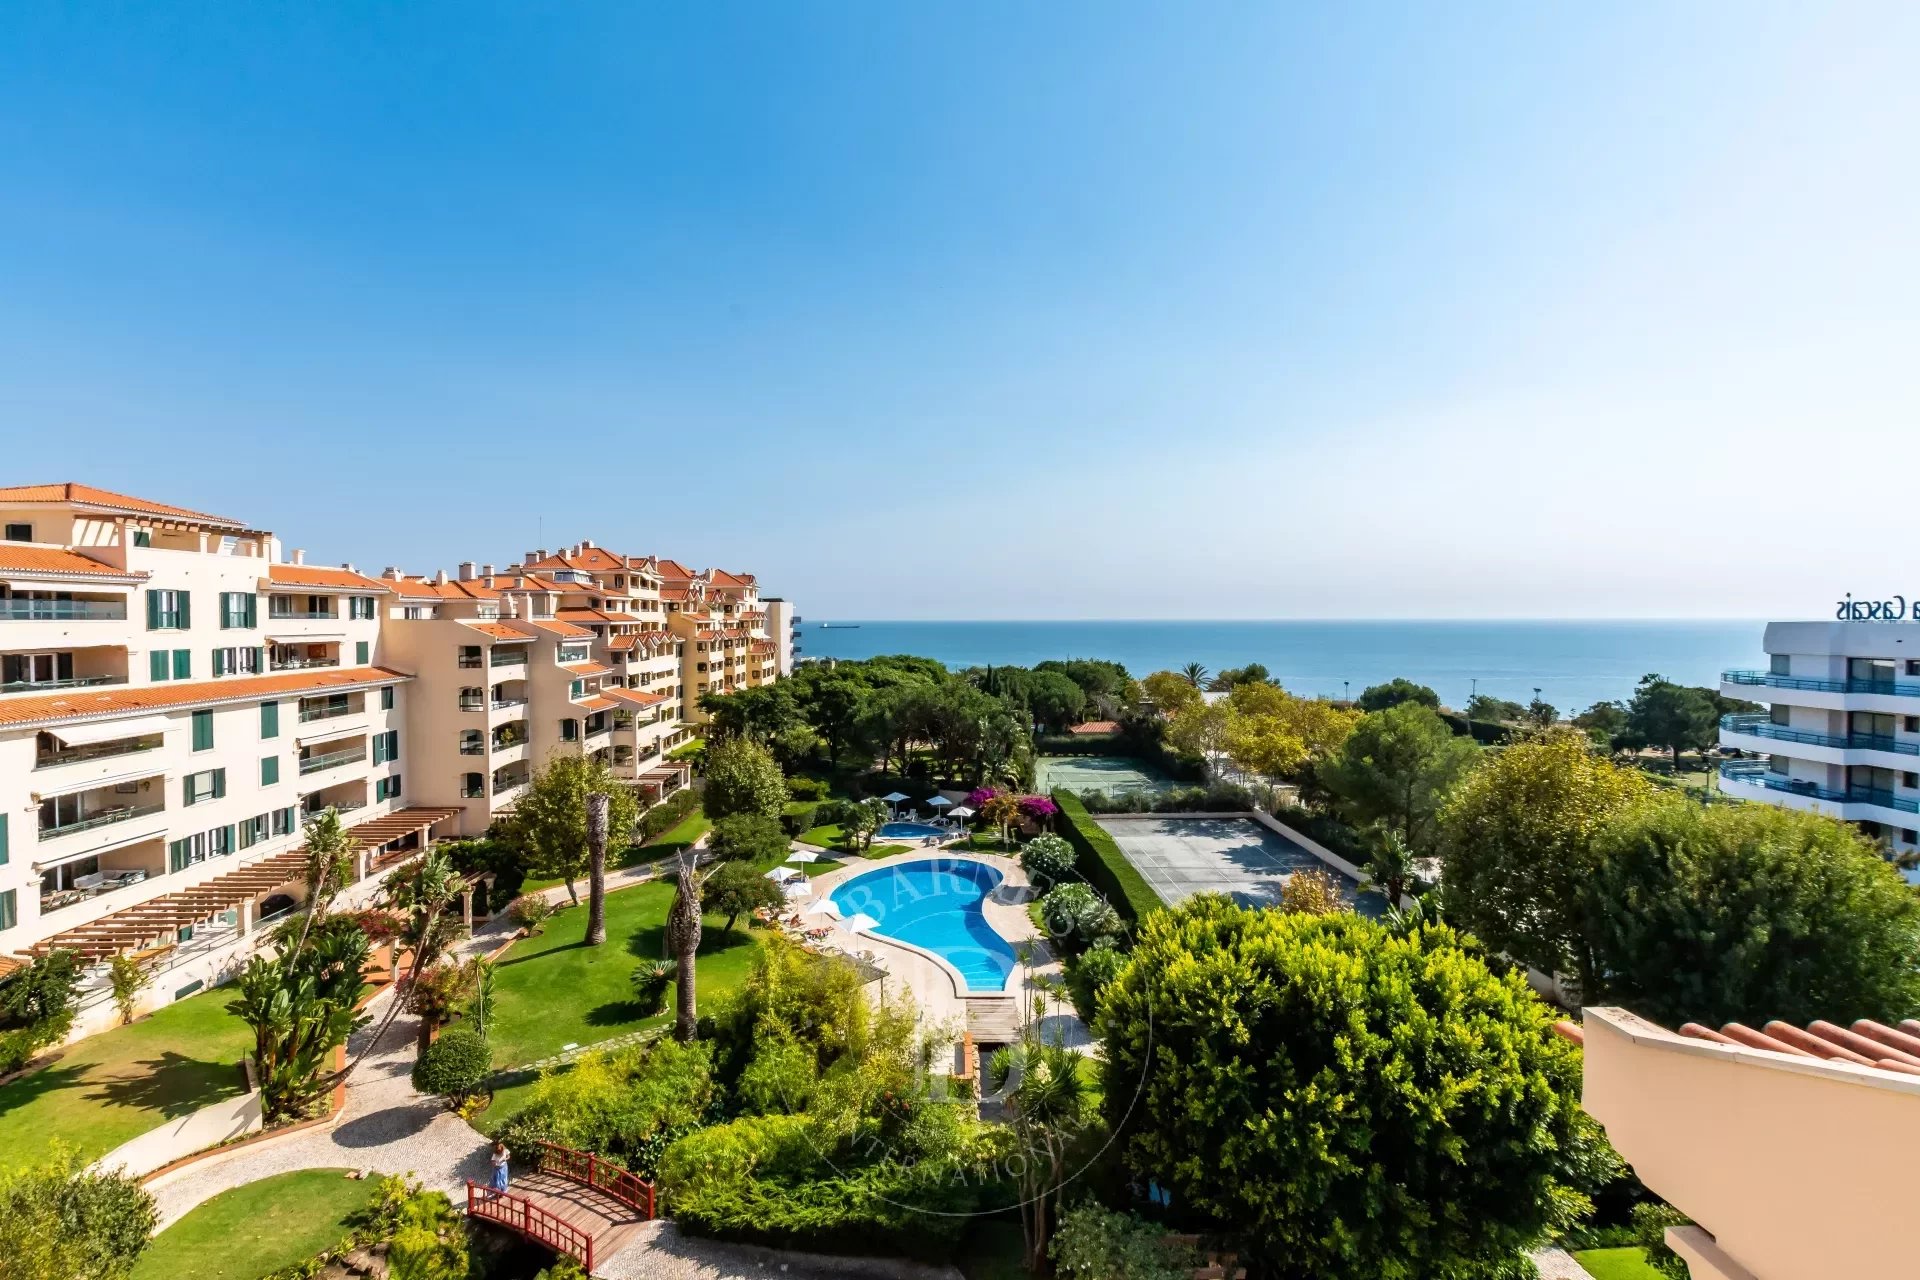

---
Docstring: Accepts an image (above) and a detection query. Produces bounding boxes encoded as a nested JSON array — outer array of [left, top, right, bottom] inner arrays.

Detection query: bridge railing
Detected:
[[534, 1140, 657, 1218], [467, 1181, 597, 1272]]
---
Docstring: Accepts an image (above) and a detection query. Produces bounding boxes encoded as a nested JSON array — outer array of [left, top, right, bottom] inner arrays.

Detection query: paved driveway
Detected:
[[1095, 816, 1383, 915]]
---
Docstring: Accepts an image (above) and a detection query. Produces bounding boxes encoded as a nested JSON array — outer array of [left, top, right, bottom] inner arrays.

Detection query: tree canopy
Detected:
[[1625, 673, 1718, 766], [701, 736, 788, 820], [508, 754, 641, 901], [1585, 795, 1920, 1027], [1356, 678, 1440, 712], [1318, 702, 1480, 856], [1097, 898, 1595, 1277]]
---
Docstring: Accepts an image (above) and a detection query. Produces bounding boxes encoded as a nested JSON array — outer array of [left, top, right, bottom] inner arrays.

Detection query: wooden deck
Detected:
[[466, 1142, 655, 1274]]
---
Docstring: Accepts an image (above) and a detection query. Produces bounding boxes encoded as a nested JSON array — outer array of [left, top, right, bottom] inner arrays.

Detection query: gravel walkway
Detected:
[[596, 1221, 962, 1280]]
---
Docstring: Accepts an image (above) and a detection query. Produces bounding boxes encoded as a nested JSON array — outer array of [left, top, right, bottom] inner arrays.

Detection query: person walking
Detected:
[[489, 1140, 511, 1195]]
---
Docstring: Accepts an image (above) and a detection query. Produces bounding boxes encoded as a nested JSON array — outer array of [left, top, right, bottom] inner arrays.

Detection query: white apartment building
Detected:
[[1718, 618, 1920, 873], [0, 484, 792, 1007]]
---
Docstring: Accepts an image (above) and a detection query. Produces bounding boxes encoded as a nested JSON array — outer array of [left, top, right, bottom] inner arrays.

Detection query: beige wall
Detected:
[[1580, 1007, 1920, 1280]]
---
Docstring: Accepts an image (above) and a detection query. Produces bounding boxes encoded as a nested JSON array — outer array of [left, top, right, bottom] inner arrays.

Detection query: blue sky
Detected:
[[2, 4, 1914, 619]]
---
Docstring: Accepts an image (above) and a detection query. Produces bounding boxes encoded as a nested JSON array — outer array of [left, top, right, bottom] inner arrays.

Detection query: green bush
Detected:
[[630, 961, 674, 1016], [1052, 791, 1163, 924], [785, 777, 828, 801], [1019, 833, 1077, 887], [508, 893, 555, 933], [1050, 1202, 1196, 1280], [638, 787, 701, 842], [508, 1039, 716, 1175], [1041, 884, 1125, 957], [0, 1028, 39, 1076], [412, 1027, 491, 1102], [780, 804, 820, 837], [1063, 939, 1129, 1023]]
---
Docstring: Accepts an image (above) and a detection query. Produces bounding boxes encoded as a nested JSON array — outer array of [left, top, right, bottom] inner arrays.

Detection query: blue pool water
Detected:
[[878, 821, 948, 840], [830, 858, 1017, 992]]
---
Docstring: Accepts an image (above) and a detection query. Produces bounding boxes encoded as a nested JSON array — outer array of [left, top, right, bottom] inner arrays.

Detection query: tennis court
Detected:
[[1095, 815, 1385, 915], [1035, 755, 1172, 796]]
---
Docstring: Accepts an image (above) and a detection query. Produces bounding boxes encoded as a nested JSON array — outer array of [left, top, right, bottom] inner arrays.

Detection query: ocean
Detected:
[[794, 619, 1763, 714]]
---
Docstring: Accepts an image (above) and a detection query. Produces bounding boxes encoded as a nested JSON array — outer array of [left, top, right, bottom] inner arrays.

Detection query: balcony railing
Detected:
[[299, 703, 355, 723], [0, 599, 127, 621], [42, 868, 151, 914], [458, 740, 486, 755], [1725, 669, 1920, 698], [461, 784, 486, 798], [490, 652, 527, 667], [1719, 762, 1920, 813], [1721, 714, 1920, 757], [273, 656, 340, 671], [298, 747, 366, 775], [38, 801, 165, 840], [1, 674, 124, 695], [35, 737, 163, 769], [457, 655, 484, 669], [490, 697, 527, 710], [268, 608, 337, 620]]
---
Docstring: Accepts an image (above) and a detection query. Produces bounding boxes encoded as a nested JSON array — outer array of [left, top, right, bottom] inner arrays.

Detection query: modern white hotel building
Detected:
[[0, 482, 793, 1017], [1718, 618, 1920, 871]]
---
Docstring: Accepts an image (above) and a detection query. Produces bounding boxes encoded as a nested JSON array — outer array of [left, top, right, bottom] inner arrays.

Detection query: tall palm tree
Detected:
[[666, 848, 703, 1043], [1180, 662, 1209, 689], [585, 791, 609, 946], [288, 807, 355, 962]]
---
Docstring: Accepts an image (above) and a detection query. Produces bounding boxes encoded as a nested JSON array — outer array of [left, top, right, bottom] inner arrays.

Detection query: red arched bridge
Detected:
[[467, 1141, 656, 1273]]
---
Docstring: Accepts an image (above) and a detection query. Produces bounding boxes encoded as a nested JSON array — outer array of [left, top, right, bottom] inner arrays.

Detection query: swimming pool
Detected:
[[830, 857, 1017, 992], [878, 820, 948, 840]]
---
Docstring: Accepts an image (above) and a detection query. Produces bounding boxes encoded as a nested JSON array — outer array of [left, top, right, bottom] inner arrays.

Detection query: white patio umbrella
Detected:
[[803, 898, 843, 919], [786, 850, 822, 864], [880, 790, 909, 818], [927, 795, 952, 809], [764, 866, 801, 882], [844, 912, 880, 933], [947, 805, 975, 819], [783, 877, 812, 899]]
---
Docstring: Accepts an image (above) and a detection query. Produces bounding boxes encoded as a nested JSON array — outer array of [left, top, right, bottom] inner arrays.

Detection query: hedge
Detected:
[[1051, 790, 1165, 925], [1436, 713, 1517, 746]]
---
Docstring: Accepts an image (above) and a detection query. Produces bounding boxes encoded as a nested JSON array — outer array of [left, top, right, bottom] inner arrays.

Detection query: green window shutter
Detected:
[[356, 640, 370, 665], [182, 778, 192, 807], [177, 592, 191, 629], [387, 730, 399, 762], [146, 592, 161, 629], [0, 813, 8, 866], [260, 700, 279, 738], [247, 596, 257, 626], [253, 646, 265, 671], [173, 649, 191, 679], [381, 687, 394, 711], [169, 839, 188, 872], [261, 756, 278, 786], [0, 889, 14, 932], [212, 768, 226, 799], [212, 649, 226, 676], [192, 709, 213, 751], [219, 594, 231, 629], [150, 650, 169, 682]]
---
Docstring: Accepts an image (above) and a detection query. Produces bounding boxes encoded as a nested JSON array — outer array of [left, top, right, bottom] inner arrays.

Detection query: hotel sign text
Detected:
[[1837, 594, 1910, 621]]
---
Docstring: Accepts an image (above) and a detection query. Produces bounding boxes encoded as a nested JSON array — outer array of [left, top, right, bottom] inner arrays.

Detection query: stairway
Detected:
[[965, 997, 1022, 1045]]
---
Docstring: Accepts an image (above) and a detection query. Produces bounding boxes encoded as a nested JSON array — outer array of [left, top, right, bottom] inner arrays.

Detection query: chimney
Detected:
[[581, 537, 594, 549], [482, 563, 495, 577], [383, 566, 403, 579], [535, 549, 548, 562], [291, 548, 306, 565], [458, 561, 477, 581], [434, 569, 448, 585], [341, 562, 356, 573]]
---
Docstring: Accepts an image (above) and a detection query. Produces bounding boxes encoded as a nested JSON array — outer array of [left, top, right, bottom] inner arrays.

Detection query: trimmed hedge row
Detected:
[[1033, 733, 1126, 756], [1052, 790, 1165, 925], [1436, 713, 1517, 745]]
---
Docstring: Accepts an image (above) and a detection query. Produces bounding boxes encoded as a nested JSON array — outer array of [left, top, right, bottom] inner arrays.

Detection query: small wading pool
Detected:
[[878, 821, 948, 840], [830, 857, 1017, 992]]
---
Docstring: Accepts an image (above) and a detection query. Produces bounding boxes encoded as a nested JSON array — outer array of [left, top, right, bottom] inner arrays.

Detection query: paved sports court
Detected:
[[1095, 816, 1384, 915], [1035, 755, 1172, 795]]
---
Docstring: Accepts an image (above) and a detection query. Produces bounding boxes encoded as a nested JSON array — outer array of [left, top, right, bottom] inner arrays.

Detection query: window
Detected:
[[211, 646, 263, 676], [132, 529, 151, 547], [1909, 661, 1920, 677], [261, 700, 279, 738], [261, 756, 279, 786], [1905, 772, 1920, 790], [183, 768, 226, 806], [570, 678, 585, 699], [460, 730, 484, 755], [237, 813, 269, 849], [3, 652, 73, 688], [356, 640, 370, 665], [271, 806, 297, 836], [375, 776, 403, 802], [0, 813, 6, 866], [173, 649, 191, 680], [1767, 754, 1789, 775], [150, 650, 169, 682], [559, 643, 590, 664], [349, 595, 376, 620], [458, 646, 483, 669], [1769, 653, 1791, 676], [146, 589, 190, 630], [381, 686, 395, 711], [462, 773, 485, 798], [191, 709, 214, 752], [167, 825, 235, 872], [3, 523, 30, 542], [219, 592, 257, 629], [1769, 704, 1792, 726], [560, 718, 579, 742], [0, 888, 14, 931]]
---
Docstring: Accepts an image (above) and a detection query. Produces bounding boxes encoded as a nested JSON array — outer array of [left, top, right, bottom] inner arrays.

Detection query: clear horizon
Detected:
[[2, 4, 1914, 619]]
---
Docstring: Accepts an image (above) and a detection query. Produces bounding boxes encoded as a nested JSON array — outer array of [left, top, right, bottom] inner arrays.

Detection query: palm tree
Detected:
[[288, 807, 356, 962], [1180, 662, 1209, 689], [1363, 825, 1417, 907], [987, 1000, 1091, 1271], [666, 849, 704, 1043], [585, 791, 609, 946]]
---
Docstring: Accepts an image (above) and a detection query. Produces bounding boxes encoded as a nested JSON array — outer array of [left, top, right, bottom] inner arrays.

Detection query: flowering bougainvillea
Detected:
[[966, 787, 1000, 809], [1019, 794, 1060, 820]]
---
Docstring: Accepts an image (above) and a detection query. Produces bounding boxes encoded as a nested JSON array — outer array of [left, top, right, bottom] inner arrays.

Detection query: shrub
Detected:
[[702, 738, 788, 820], [810, 798, 848, 829], [508, 894, 555, 933], [1040, 883, 1125, 957], [107, 955, 151, 1026], [0, 1029, 38, 1076], [412, 1027, 491, 1102], [0, 1146, 157, 1280], [786, 777, 828, 801], [1050, 1202, 1196, 1280], [639, 786, 701, 842], [707, 813, 790, 866], [1064, 939, 1129, 1024], [1052, 791, 1164, 923], [780, 804, 820, 837], [1020, 833, 1077, 887], [736, 1032, 819, 1115], [631, 961, 675, 1016], [512, 1039, 716, 1174]]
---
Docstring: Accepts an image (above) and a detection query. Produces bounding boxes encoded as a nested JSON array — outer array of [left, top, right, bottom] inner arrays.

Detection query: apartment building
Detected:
[[0, 484, 790, 999], [1718, 618, 1920, 874]]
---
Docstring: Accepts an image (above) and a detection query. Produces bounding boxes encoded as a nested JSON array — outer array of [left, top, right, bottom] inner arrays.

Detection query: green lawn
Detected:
[[0, 983, 251, 1173], [485, 879, 764, 1070], [132, 1169, 376, 1280], [1573, 1247, 1668, 1280], [522, 812, 713, 892], [796, 823, 911, 860]]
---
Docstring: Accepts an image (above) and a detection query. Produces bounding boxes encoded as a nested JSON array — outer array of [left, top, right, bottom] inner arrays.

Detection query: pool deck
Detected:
[[802, 848, 1052, 1055]]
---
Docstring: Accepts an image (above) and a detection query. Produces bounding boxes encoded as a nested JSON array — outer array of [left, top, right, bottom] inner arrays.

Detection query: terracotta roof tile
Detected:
[[475, 573, 568, 594], [267, 564, 392, 592], [1676, 1016, 1920, 1079], [0, 666, 411, 728], [605, 688, 667, 708], [653, 559, 695, 581], [0, 546, 147, 581], [524, 619, 593, 638], [525, 545, 626, 573], [561, 661, 615, 677], [393, 576, 503, 600], [462, 622, 532, 641], [0, 482, 246, 528], [608, 635, 637, 652], [1069, 720, 1120, 735]]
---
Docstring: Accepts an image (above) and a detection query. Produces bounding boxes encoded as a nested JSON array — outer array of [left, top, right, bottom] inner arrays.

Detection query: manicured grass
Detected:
[[1053, 789, 1166, 923], [522, 813, 713, 892], [486, 879, 763, 1070], [1573, 1247, 1668, 1280], [0, 983, 251, 1173], [797, 823, 910, 860], [132, 1168, 376, 1280]]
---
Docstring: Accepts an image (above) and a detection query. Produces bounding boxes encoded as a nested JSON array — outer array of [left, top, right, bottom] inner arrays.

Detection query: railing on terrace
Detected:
[[268, 608, 336, 620], [1724, 669, 1920, 698], [272, 657, 340, 671], [1718, 762, 1920, 813], [466, 1183, 597, 1273], [491, 698, 527, 710], [34, 737, 163, 769], [299, 747, 366, 775], [38, 801, 165, 840], [1, 674, 124, 695], [1721, 714, 1920, 757], [0, 599, 127, 621], [41, 867, 153, 914], [458, 741, 486, 755], [490, 651, 527, 667], [457, 655, 483, 668], [298, 703, 354, 723]]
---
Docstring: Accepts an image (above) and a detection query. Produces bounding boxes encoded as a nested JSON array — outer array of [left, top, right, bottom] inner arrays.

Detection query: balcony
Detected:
[[272, 655, 340, 671], [1721, 713, 1920, 757], [490, 697, 527, 711], [35, 733, 164, 770], [38, 799, 165, 840], [268, 607, 336, 620], [458, 738, 487, 756], [1, 673, 125, 696], [490, 650, 527, 668], [1725, 669, 1920, 698], [0, 599, 127, 621], [299, 700, 357, 723], [299, 746, 366, 775], [1719, 762, 1920, 814]]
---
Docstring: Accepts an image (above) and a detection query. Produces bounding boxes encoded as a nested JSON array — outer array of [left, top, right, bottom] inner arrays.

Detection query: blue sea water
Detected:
[[797, 619, 1763, 714]]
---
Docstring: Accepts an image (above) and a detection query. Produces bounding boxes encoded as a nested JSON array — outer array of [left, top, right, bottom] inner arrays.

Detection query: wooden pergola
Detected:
[[26, 805, 463, 960]]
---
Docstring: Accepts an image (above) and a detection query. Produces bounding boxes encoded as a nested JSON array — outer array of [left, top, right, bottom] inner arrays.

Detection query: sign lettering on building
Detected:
[[1836, 594, 1909, 621]]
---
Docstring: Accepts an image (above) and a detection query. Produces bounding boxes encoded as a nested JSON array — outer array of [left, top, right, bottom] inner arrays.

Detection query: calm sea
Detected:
[[795, 619, 1763, 713]]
